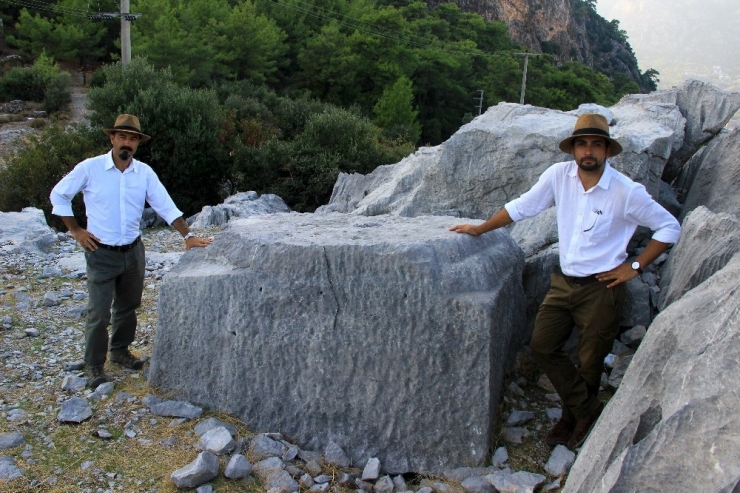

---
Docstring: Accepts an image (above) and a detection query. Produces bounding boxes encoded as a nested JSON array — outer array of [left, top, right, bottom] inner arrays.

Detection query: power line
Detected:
[[0, 0, 92, 18]]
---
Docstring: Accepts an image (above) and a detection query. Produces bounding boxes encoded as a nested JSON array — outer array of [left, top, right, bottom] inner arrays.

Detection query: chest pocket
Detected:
[[583, 209, 612, 243]]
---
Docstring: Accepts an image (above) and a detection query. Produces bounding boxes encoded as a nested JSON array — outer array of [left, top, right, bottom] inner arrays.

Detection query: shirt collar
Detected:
[[567, 159, 614, 190], [104, 150, 139, 173]]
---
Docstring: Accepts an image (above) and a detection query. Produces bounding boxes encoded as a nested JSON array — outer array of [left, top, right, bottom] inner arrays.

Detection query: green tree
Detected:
[[7, 0, 108, 63], [373, 75, 421, 143], [214, 0, 288, 83]]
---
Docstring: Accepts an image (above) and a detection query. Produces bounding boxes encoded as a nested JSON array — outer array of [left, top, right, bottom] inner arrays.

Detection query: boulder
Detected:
[[319, 97, 685, 219], [149, 212, 526, 474], [659, 206, 740, 310], [563, 253, 740, 492], [664, 80, 740, 182], [678, 128, 740, 222], [0, 207, 57, 254], [188, 191, 292, 229]]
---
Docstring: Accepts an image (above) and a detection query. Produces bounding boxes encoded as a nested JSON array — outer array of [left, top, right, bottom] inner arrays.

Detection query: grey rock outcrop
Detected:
[[659, 206, 740, 310], [563, 253, 740, 492], [666, 81, 740, 182], [678, 128, 740, 221], [188, 191, 292, 229], [319, 96, 685, 219], [150, 212, 526, 473], [0, 207, 57, 254]]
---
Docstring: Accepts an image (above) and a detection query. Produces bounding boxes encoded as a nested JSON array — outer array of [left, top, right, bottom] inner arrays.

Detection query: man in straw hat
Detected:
[[51, 114, 213, 389], [451, 113, 681, 450]]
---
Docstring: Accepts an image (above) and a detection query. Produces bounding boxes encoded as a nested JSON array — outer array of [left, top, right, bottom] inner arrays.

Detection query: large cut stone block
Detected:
[[149, 212, 526, 474]]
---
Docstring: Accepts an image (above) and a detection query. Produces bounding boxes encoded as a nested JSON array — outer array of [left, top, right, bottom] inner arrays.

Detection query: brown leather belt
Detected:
[[554, 266, 601, 286], [95, 236, 141, 252]]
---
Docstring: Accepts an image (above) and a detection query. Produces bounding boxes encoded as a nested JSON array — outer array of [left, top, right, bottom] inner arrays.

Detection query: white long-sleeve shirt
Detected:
[[50, 151, 183, 246], [505, 160, 681, 277]]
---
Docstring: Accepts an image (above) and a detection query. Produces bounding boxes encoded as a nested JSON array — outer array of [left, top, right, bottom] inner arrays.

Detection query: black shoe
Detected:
[[87, 365, 109, 389], [110, 349, 144, 370]]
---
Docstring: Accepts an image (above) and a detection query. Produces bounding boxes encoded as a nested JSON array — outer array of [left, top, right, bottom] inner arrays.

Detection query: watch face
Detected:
[[632, 261, 640, 270]]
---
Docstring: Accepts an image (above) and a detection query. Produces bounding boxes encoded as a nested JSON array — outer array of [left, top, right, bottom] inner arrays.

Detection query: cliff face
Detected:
[[427, 0, 649, 91], [427, 0, 579, 55]]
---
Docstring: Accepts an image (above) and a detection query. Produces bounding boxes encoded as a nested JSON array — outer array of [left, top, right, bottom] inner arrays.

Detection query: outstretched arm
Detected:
[[449, 209, 513, 236]]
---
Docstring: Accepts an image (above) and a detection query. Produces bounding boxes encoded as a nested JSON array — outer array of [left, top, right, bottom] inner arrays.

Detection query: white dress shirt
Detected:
[[505, 160, 681, 277], [50, 151, 183, 246]]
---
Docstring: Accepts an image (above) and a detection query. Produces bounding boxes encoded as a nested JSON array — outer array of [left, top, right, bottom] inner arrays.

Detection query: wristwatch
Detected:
[[184, 232, 196, 241], [631, 260, 643, 274]]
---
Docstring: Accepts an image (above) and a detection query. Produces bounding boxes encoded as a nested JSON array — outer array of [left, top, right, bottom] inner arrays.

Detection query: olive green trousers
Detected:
[[530, 272, 626, 421]]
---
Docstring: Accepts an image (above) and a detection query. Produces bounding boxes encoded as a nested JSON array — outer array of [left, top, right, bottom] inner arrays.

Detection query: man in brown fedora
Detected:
[[50, 114, 213, 389], [451, 113, 681, 450]]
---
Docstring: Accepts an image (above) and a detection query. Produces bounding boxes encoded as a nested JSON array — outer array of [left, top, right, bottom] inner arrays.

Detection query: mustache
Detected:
[[120, 146, 133, 152]]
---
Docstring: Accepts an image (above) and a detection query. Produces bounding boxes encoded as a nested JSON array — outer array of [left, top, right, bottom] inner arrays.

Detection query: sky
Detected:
[[594, 0, 740, 91]]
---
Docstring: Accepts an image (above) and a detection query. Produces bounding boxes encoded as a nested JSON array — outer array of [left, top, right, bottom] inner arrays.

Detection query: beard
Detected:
[[118, 147, 133, 161], [576, 156, 604, 172]]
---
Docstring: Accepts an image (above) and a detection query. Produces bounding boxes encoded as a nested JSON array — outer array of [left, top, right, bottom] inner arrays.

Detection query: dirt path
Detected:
[[0, 68, 89, 166]]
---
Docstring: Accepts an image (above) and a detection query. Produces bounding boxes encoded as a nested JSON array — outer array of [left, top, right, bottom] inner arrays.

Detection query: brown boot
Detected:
[[87, 365, 109, 389], [567, 401, 604, 450], [110, 349, 144, 370], [545, 417, 575, 447]]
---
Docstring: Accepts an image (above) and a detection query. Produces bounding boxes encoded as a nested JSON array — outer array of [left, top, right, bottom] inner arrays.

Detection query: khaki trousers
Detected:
[[530, 272, 625, 421], [84, 241, 145, 367]]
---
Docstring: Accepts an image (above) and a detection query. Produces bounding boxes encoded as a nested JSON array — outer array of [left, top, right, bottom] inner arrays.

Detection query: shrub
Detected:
[[0, 52, 65, 103], [231, 106, 413, 211], [0, 124, 108, 230], [43, 71, 72, 113], [87, 58, 231, 215]]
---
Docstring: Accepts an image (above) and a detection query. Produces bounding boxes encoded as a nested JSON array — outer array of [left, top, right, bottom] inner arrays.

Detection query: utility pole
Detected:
[[86, 8, 139, 66], [474, 90, 484, 115], [121, 0, 131, 66], [512, 53, 541, 105]]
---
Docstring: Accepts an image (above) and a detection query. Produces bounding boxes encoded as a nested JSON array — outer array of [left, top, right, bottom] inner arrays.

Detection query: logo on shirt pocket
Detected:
[[583, 209, 610, 242]]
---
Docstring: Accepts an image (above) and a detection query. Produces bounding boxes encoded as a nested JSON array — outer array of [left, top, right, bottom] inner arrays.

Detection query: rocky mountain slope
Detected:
[[426, 0, 651, 91]]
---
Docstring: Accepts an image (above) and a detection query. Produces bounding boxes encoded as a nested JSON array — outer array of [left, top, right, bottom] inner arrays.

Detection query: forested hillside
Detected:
[[1, 0, 656, 216], [1, 0, 652, 144]]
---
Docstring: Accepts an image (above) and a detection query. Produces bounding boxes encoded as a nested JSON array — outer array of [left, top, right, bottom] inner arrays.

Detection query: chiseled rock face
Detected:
[[659, 206, 740, 310], [320, 99, 684, 220], [149, 212, 526, 474], [563, 253, 740, 493]]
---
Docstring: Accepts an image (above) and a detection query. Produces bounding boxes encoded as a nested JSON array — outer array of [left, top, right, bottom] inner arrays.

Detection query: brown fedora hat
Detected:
[[558, 113, 622, 156], [103, 114, 151, 142]]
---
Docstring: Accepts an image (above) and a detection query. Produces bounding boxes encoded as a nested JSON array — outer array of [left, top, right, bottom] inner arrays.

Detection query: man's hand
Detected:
[[595, 263, 640, 288], [449, 224, 482, 236], [69, 228, 101, 252], [184, 236, 213, 251]]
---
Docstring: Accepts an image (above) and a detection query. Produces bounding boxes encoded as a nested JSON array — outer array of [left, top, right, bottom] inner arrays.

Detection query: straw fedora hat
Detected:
[[103, 114, 151, 142], [559, 113, 622, 156]]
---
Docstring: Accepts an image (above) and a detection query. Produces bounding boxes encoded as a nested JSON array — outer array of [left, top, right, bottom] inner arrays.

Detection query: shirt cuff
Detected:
[[51, 204, 74, 217], [504, 202, 523, 223]]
